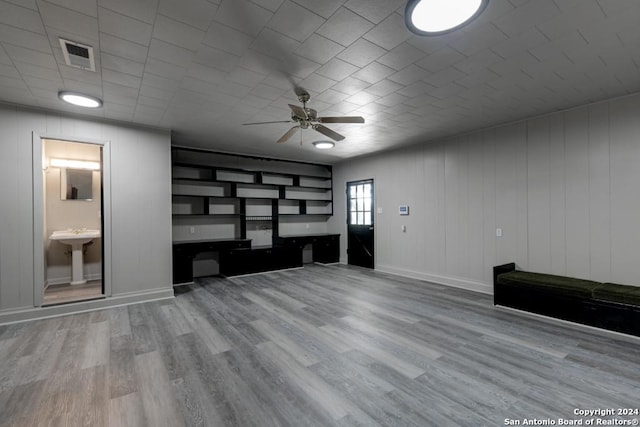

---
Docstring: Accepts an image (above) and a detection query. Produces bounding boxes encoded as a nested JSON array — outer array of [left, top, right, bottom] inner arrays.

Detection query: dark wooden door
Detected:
[[347, 180, 374, 268]]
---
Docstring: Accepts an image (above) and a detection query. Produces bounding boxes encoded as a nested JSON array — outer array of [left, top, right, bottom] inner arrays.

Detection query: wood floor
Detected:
[[43, 280, 103, 306], [1, 264, 639, 426]]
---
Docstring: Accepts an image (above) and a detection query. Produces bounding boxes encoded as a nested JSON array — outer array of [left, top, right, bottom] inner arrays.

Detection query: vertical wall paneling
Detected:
[[609, 96, 640, 284], [587, 103, 612, 282], [564, 108, 591, 278], [526, 116, 551, 273], [481, 128, 497, 283], [0, 104, 172, 317], [331, 93, 640, 293], [548, 114, 567, 276]]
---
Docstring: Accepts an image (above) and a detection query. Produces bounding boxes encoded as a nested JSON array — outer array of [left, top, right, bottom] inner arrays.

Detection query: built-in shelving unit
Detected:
[[171, 147, 333, 243], [171, 147, 338, 283]]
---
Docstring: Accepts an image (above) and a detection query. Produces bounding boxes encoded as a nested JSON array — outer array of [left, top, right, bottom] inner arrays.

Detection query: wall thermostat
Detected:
[[399, 205, 409, 215]]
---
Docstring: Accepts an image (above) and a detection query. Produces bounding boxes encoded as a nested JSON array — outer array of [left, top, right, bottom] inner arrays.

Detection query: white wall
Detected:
[[330, 93, 640, 294], [0, 103, 173, 314]]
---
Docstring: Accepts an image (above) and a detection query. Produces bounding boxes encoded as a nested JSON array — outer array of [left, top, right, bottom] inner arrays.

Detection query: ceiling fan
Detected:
[[243, 88, 365, 143]]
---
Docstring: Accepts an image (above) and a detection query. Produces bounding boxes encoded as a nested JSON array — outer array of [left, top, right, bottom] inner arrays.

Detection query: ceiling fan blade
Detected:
[[243, 120, 293, 125], [277, 126, 300, 143], [314, 124, 345, 141], [319, 116, 365, 124], [288, 104, 308, 120]]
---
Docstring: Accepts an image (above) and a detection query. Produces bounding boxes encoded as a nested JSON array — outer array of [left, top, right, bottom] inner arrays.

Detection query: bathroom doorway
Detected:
[[33, 137, 111, 306]]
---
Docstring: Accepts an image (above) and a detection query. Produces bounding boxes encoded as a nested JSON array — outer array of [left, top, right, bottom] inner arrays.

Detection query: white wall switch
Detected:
[[401, 225, 406, 232], [496, 228, 502, 237], [377, 207, 383, 214], [190, 226, 195, 234]]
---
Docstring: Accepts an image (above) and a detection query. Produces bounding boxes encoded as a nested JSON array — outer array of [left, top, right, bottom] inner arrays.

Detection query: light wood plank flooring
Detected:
[[44, 280, 103, 306], [1, 264, 639, 426]]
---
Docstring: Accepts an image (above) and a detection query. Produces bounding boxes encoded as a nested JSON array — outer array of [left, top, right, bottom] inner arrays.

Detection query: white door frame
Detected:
[[32, 133, 112, 307]]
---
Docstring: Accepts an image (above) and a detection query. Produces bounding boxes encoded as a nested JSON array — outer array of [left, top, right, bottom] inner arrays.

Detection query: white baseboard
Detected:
[[0, 287, 175, 326], [375, 264, 493, 295]]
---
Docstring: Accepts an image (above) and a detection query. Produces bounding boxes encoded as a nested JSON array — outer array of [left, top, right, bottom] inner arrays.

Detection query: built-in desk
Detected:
[[274, 233, 340, 264], [173, 238, 251, 284]]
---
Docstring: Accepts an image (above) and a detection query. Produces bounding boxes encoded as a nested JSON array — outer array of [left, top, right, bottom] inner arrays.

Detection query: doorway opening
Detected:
[[347, 179, 374, 269], [41, 139, 104, 306]]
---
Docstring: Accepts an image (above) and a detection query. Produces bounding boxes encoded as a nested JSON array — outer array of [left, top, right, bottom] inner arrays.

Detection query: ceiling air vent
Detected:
[[59, 38, 96, 72]]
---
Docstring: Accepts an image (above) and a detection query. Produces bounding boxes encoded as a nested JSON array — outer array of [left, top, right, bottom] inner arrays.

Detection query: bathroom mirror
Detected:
[[61, 168, 93, 200]]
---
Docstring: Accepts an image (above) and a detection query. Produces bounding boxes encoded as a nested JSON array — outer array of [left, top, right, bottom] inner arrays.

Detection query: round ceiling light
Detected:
[[312, 141, 335, 149], [405, 0, 488, 36], [58, 91, 103, 108]]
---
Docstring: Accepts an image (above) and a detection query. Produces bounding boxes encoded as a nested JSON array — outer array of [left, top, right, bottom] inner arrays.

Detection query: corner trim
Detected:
[[0, 287, 174, 326], [375, 264, 492, 295]]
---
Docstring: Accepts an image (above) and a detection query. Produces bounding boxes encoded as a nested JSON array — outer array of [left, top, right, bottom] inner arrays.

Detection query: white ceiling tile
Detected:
[[249, 83, 286, 101], [139, 84, 174, 101], [315, 57, 358, 81], [251, 28, 300, 62], [362, 12, 410, 51], [266, 1, 324, 42], [528, 31, 588, 63], [103, 80, 139, 105], [449, 24, 508, 57], [152, 14, 205, 51], [537, 1, 604, 40], [489, 27, 547, 59], [99, 7, 153, 45], [3, 44, 57, 68], [100, 33, 148, 63], [102, 68, 142, 89], [101, 52, 145, 77], [59, 65, 102, 84], [294, 34, 343, 64], [99, 0, 158, 24], [289, 0, 341, 19], [203, 23, 253, 55], [346, 91, 379, 106], [186, 62, 227, 85], [286, 54, 321, 79], [214, 0, 273, 37], [141, 72, 181, 91], [148, 38, 194, 67], [0, 23, 51, 52], [0, 61, 19, 78], [298, 73, 335, 93], [336, 38, 386, 68], [0, 1, 46, 33], [423, 67, 467, 88], [332, 76, 369, 95], [364, 78, 402, 97], [453, 49, 502, 74], [158, 0, 217, 31], [352, 61, 394, 84], [314, 88, 349, 104], [377, 42, 425, 71], [249, 0, 284, 13], [396, 81, 436, 99], [388, 64, 428, 86], [144, 57, 187, 80], [38, 1, 98, 39], [417, 47, 466, 73], [44, 0, 97, 17], [226, 67, 267, 87], [493, 0, 560, 37], [13, 61, 61, 80], [344, 0, 405, 25], [316, 7, 374, 47]]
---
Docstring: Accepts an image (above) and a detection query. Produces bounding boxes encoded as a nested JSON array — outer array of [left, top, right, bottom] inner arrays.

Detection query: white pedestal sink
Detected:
[[50, 229, 100, 285]]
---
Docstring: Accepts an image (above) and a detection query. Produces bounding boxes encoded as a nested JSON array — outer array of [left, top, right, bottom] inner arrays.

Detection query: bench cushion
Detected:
[[593, 283, 640, 306], [497, 271, 601, 298]]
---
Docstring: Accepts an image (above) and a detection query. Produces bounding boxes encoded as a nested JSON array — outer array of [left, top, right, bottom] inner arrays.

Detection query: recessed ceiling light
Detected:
[[58, 91, 103, 108], [313, 141, 335, 149], [405, 0, 488, 36]]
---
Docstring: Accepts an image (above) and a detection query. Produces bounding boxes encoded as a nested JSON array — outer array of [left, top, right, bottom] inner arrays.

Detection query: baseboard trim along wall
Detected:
[[375, 264, 493, 295], [0, 288, 175, 326]]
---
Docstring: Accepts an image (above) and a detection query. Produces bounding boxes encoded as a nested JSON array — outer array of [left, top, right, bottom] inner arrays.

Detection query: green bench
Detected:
[[493, 263, 640, 337]]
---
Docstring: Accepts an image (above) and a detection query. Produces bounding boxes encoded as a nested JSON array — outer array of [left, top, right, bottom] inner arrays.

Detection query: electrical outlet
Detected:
[[190, 226, 195, 234], [496, 228, 502, 237]]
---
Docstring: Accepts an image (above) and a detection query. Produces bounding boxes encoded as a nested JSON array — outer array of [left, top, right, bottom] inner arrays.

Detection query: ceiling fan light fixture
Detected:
[[58, 91, 102, 108], [405, 0, 488, 36], [313, 141, 335, 150]]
